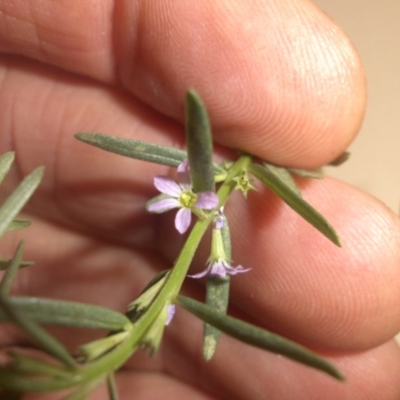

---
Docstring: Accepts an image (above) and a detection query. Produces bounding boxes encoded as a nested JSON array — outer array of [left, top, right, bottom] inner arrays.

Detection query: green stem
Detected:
[[0, 154, 253, 393]]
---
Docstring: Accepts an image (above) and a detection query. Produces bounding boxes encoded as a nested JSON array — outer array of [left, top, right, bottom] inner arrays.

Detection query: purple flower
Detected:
[[188, 209, 251, 279], [147, 160, 219, 234], [188, 259, 251, 279]]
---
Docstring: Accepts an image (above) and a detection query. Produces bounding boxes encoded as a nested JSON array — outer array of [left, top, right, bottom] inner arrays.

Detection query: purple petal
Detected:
[[188, 260, 251, 279], [177, 159, 189, 173], [188, 261, 227, 279], [147, 197, 180, 213], [154, 176, 182, 197], [175, 208, 192, 234], [165, 304, 176, 325], [225, 264, 251, 275], [187, 265, 211, 279], [209, 261, 228, 278], [177, 159, 191, 186], [196, 192, 219, 209], [215, 215, 225, 230]]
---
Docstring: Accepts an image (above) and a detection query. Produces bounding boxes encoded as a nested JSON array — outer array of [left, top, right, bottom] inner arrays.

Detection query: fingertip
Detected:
[[117, 0, 366, 167], [229, 177, 400, 352]]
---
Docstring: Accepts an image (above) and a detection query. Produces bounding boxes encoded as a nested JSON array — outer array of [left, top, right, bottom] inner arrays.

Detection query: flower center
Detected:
[[179, 190, 197, 208]]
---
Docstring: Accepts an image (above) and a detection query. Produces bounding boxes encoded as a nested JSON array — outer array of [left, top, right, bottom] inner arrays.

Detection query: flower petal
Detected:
[[225, 264, 251, 275], [187, 265, 211, 279], [188, 260, 251, 279], [177, 159, 191, 186], [177, 159, 189, 173], [209, 260, 228, 278], [147, 197, 180, 213], [175, 208, 192, 234], [196, 192, 219, 209], [154, 176, 182, 197]]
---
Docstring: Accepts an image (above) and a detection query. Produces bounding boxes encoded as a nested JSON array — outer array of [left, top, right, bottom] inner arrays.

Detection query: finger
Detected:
[[0, 58, 393, 353], [0, 58, 180, 238], [0, 58, 394, 353], [164, 324, 400, 400], [93, 372, 215, 400], [218, 177, 400, 352], [0, 0, 366, 167]]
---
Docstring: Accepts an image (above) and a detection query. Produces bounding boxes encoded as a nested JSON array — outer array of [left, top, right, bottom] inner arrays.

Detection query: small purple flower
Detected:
[[188, 259, 251, 279], [188, 209, 251, 279], [147, 160, 219, 234]]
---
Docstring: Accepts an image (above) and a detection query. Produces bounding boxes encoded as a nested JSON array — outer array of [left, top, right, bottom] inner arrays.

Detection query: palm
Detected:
[[1, 2, 400, 399]]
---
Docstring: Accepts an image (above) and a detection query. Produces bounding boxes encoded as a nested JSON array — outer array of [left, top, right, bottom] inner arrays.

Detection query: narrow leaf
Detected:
[[10, 352, 70, 378], [0, 259, 33, 271], [203, 214, 231, 361], [78, 331, 129, 362], [107, 373, 119, 400], [264, 163, 302, 196], [75, 133, 186, 168], [0, 240, 25, 295], [185, 89, 215, 192], [177, 295, 344, 381], [139, 269, 170, 295], [6, 219, 32, 232], [62, 385, 97, 400], [204, 276, 229, 361], [0, 295, 76, 369], [249, 163, 341, 246], [126, 272, 169, 322], [288, 167, 324, 180], [0, 166, 44, 241], [0, 297, 130, 331], [0, 152, 15, 186], [328, 151, 350, 166]]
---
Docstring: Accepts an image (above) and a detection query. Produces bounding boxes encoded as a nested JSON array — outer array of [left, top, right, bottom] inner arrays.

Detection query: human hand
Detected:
[[1, 1, 400, 399]]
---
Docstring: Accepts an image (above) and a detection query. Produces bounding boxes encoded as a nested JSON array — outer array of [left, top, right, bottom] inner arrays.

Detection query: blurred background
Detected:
[[314, 0, 400, 213], [314, 0, 400, 341]]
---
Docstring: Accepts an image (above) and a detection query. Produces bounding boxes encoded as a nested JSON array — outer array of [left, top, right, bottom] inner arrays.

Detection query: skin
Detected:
[[0, 1, 400, 399]]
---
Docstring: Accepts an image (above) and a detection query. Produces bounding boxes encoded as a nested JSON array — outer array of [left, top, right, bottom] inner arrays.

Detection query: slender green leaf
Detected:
[[62, 384, 99, 400], [0, 297, 130, 331], [0, 295, 76, 369], [78, 331, 129, 362], [107, 373, 119, 400], [10, 352, 70, 378], [204, 276, 229, 361], [0, 152, 15, 186], [139, 269, 170, 295], [203, 215, 231, 361], [177, 295, 345, 381], [0, 259, 33, 271], [0, 240, 25, 295], [288, 167, 324, 180], [126, 272, 170, 323], [264, 163, 302, 196], [6, 219, 32, 232], [185, 89, 215, 193], [75, 133, 186, 168], [249, 163, 341, 246], [328, 151, 350, 166], [0, 166, 44, 241]]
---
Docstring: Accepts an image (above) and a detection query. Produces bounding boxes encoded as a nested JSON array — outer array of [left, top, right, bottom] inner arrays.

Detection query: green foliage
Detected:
[[0, 90, 346, 399]]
